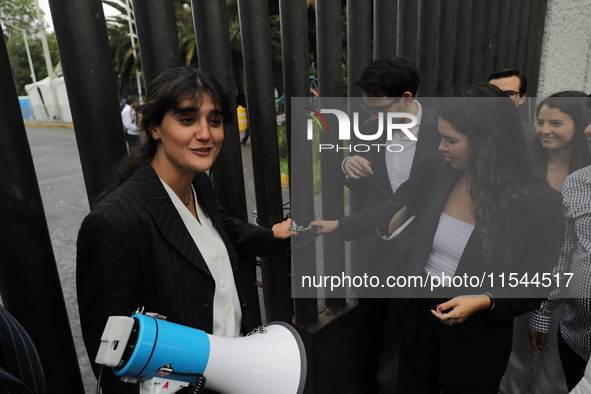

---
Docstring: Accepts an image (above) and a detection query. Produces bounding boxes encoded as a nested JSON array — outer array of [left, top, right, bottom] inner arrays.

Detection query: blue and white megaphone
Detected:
[[96, 312, 306, 394]]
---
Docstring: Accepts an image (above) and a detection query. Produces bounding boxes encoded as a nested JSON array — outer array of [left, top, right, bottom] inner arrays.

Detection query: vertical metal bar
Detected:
[[468, 0, 486, 86], [237, 0, 292, 323], [49, 0, 127, 207], [125, 0, 143, 101], [0, 27, 85, 393], [316, 0, 346, 311], [397, 0, 419, 61], [435, 0, 457, 96], [417, 0, 438, 96], [494, 0, 511, 70], [132, 0, 182, 87], [191, 0, 248, 221], [373, 0, 397, 59], [191, 0, 261, 326], [452, 0, 473, 94], [525, 0, 548, 97], [279, 0, 312, 183], [515, 0, 532, 77], [481, 0, 500, 79], [280, 0, 318, 327], [347, 0, 372, 280], [347, 0, 372, 99], [505, 0, 522, 68]]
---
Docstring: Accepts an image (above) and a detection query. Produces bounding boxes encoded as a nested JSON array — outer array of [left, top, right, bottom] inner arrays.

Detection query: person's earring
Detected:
[[149, 127, 160, 141]]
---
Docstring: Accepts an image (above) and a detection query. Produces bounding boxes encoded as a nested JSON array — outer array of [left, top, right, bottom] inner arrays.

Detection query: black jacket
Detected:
[[77, 162, 275, 393]]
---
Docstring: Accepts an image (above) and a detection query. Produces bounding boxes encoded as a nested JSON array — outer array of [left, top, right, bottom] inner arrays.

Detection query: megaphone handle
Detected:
[[187, 375, 207, 394]]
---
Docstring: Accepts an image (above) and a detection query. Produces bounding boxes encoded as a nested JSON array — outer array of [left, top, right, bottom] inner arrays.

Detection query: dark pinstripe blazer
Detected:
[[0, 305, 46, 394], [76, 162, 275, 393]]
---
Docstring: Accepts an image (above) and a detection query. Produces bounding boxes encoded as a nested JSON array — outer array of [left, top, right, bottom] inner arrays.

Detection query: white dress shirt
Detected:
[[385, 101, 423, 193], [161, 180, 242, 337], [121, 104, 141, 135]]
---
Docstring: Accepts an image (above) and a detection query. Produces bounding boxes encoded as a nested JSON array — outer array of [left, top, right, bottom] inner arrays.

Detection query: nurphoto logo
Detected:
[[304, 107, 418, 153]]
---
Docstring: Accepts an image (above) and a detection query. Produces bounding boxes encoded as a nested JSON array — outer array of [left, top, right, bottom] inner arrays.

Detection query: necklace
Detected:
[[184, 188, 192, 206]]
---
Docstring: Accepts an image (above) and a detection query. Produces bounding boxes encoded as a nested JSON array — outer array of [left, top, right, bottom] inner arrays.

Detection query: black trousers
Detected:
[[397, 298, 501, 394], [558, 330, 587, 391], [356, 298, 403, 392], [125, 133, 141, 151]]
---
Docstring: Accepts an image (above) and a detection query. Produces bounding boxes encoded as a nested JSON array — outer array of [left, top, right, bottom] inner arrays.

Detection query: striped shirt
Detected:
[[0, 305, 46, 394], [529, 165, 591, 361]]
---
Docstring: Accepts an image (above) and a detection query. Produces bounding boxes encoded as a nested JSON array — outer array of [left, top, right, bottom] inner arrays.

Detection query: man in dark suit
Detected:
[[342, 56, 441, 394], [487, 68, 536, 144]]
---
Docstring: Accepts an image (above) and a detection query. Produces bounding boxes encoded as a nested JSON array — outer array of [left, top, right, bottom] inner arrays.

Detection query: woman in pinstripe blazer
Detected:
[[76, 67, 291, 394]]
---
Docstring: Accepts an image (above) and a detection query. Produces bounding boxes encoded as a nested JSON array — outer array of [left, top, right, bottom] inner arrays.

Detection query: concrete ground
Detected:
[[24, 125, 94, 392]]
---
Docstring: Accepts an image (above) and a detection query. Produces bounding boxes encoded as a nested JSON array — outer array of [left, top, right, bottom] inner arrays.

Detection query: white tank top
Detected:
[[424, 213, 475, 282]]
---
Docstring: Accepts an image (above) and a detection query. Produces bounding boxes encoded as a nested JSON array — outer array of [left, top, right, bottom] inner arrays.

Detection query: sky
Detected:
[[37, 0, 119, 32]]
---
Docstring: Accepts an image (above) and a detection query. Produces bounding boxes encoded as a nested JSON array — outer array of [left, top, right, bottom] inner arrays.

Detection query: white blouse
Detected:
[[160, 179, 242, 337]]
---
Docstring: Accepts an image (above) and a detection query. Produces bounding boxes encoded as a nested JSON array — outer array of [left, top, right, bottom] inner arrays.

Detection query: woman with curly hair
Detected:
[[311, 83, 564, 393]]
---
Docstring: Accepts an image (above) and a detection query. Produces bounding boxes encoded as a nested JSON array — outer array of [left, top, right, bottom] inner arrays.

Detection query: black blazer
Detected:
[[339, 151, 564, 385], [344, 108, 441, 278], [76, 162, 275, 393]]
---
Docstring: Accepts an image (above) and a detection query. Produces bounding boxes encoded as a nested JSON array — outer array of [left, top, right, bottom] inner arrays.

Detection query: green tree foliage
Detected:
[[102, 0, 286, 100], [0, 0, 38, 38], [102, 0, 141, 96], [2, 0, 59, 95], [6, 32, 60, 95]]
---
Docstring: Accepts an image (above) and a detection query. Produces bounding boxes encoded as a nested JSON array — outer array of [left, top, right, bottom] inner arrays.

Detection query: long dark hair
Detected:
[[439, 83, 538, 262], [532, 91, 591, 178], [96, 67, 233, 204]]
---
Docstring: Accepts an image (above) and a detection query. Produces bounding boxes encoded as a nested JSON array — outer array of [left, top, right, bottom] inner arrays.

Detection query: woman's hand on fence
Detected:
[[309, 220, 338, 235]]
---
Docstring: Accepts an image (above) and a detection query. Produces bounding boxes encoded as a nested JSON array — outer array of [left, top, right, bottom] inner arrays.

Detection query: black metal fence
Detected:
[[0, 0, 547, 392]]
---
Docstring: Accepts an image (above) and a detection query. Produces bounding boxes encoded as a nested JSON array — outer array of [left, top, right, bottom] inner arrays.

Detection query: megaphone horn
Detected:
[[96, 313, 307, 394]]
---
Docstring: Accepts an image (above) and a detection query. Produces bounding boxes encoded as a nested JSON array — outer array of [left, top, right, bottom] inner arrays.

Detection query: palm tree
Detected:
[[102, 0, 142, 97]]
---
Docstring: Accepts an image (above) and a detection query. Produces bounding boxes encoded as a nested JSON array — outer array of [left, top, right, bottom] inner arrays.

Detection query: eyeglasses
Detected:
[[504, 90, 520, 100], [361, 98, 400, 114]]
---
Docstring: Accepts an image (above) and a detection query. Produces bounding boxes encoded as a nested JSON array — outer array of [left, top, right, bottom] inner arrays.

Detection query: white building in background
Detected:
[[537, 0, 591, 96], [24, 75, 72, 123]]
